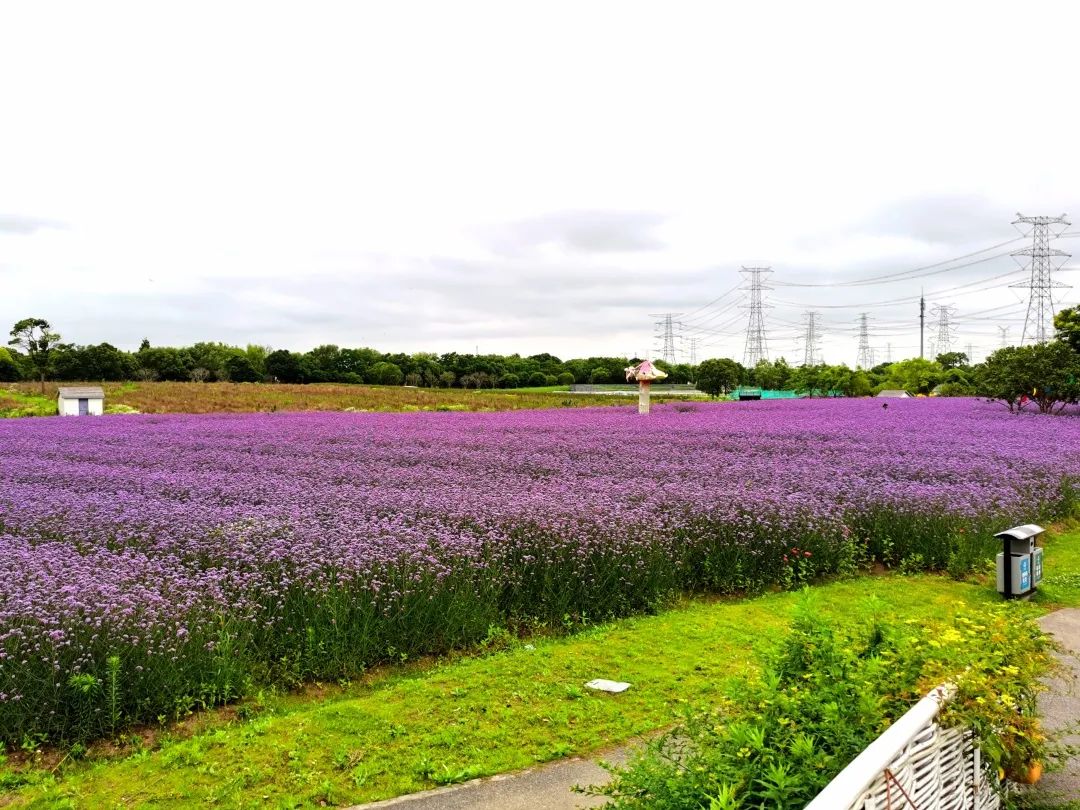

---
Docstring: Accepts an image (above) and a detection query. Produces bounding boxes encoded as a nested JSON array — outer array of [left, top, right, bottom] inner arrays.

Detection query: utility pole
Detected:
[[651, 313, 682, 364], [1011, 213, 1071, 344], [856, 312, 873, 370], [998, 326, 1010, 349], [741, 266, 773, 367], [801, 310, 822, 366], [919, 291, 926, 359], [930, 304, 956, 357]]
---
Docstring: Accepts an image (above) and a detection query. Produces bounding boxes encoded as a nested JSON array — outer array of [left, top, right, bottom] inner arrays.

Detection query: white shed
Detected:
[[875, 389, 912, 399], [57, 386, 105, 416]]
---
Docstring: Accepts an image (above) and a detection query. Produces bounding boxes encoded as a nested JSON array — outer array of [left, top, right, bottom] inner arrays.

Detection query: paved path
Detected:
[[351, 748, 629, 810], [1031, 608, 1080, 805]]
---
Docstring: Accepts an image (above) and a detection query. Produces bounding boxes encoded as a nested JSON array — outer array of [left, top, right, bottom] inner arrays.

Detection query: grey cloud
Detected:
[[856, 195, 1021, 247], [482, 210, 668, 256], [122, 255, 711, 350], [0, 214, 67, 234]]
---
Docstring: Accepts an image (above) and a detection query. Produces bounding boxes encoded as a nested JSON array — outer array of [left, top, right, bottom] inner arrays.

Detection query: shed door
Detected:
[[78, 398, 89, 416]]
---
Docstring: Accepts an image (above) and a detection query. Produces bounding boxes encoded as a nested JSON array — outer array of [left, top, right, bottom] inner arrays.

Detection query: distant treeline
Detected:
[[0, 335, 993, 395], [0, 337, 699, 388], [3, 308, 1079, 412]]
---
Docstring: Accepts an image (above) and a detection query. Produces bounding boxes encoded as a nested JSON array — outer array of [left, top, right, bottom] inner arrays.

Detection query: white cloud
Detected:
[[1, 0, 1078, 365]]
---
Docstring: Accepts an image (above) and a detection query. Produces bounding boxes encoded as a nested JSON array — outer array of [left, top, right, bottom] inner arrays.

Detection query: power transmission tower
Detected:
[[919, 291, 926, 359], [930, 304, 956, 357], [965, 342, 974, 364], [998, 326, 1010, 348], [886, 343, 893, 363], [1011, 213, 1071, 344], [856, 313, 873, 369], [651, 313, 682, 364], [688, 337, 699, 365], [741, 266, 773, 366], [801, 311, 822, 366]]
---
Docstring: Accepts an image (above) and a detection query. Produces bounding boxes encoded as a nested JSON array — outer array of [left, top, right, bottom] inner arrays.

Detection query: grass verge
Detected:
[[0, 389, 54, 418], [3, 526, 1077, 808], [2, 381, 700, 416]]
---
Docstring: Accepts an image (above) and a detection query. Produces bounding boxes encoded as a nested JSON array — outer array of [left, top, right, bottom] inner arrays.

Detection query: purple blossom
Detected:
[[0, 398, 1076, 740]]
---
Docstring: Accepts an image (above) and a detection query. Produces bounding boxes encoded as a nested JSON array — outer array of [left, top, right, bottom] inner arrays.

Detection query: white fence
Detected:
[[804, 685, 1001, 810]]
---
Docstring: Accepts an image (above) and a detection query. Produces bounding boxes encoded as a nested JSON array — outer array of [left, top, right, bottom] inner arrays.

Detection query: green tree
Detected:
[[52, 343, 134, 381], [9, 317, 60, 393], [589, 366, 611, 384], [1055, 306, 1080, 353], [266, 350, 305, 383], [791, 364, 823, 397], [977, 343, 1080, 413], [935, 351, 969, 370], [225, 355, 261, 383], [695, 357, 742, 397], [0, 347, 19, 382], [849, 369, 873, 397], [369, 361, 403, 386], [136, 346, 192, 381], [880, 357, 943, 395]]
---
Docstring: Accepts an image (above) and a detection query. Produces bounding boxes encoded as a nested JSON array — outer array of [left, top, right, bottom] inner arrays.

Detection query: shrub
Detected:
[[589, 600, 1055, 809]]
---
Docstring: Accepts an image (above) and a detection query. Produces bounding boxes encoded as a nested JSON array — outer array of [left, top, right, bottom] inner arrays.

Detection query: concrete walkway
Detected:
[[1030, 608, 1080, 805], [352, 748, 629, 810]]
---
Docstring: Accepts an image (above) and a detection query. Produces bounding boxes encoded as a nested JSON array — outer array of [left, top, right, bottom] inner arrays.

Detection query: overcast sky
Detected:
[[2, 1, 1079, 367]]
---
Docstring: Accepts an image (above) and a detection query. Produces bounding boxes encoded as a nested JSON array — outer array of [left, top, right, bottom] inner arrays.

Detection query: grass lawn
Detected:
[[4, 525, 1077, 808], [0, 388, 55, 418], [1, 382, 700, 417]]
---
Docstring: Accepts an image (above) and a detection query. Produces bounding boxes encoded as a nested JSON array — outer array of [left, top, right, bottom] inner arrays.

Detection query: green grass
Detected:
[[479, 385, 571, 394], [4, 527, 1077, 808], [0, 387, 54, 418]]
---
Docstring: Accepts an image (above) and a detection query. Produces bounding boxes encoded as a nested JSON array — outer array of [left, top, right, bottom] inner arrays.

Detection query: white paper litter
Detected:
[[585, 679, 631, 693]]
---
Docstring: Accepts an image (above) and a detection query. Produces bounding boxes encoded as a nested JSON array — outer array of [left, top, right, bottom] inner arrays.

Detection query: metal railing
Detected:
[[805, 685, 1001, 810]]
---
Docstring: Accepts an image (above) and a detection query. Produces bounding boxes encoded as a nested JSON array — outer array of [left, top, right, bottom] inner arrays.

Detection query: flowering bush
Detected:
[[0, 398, 1076, 742], [588, 601, 1056, 809]]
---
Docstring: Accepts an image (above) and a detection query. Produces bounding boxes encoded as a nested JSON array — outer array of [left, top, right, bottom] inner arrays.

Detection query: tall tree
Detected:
[[695, 358, 742, 397], [0, 347, 19, 382], [9, 318, 60, 393], [1055, 306, 1080, 353]]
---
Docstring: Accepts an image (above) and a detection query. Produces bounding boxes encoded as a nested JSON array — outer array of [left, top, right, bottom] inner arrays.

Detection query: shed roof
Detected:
[[875, 389, 911, 398], [57, 386, 105, 399]]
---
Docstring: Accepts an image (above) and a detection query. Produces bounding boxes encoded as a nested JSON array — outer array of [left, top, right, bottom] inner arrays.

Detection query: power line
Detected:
[[681, 282, 743, 323], [773, 238, 1024, 288]]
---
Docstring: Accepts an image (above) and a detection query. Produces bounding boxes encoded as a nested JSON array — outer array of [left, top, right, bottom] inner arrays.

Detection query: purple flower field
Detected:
[[1, 398, 1077, 742]]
